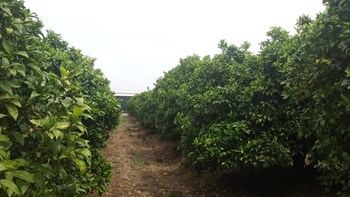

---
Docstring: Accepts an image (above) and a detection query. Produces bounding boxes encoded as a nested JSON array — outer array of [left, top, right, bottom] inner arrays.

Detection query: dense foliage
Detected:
[[0, 0, 120, 196], [128, 0, 350, 195]]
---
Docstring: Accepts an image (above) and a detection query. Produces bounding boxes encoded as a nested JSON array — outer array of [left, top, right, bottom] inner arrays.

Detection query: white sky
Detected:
[[24, 0, 325, 93]]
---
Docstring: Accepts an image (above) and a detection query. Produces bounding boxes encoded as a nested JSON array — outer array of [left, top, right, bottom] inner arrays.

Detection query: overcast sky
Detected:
[[24, 0, 325, 93]]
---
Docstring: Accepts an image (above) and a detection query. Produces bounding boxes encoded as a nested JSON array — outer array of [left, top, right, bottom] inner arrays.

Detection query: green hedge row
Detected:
[[127, 1, 350, 195], [0, 1, 120, 196]]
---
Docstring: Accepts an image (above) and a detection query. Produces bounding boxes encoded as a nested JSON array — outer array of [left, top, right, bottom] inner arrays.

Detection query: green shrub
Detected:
[[0, 1, 120, 195], [128, 1, 350, 195]]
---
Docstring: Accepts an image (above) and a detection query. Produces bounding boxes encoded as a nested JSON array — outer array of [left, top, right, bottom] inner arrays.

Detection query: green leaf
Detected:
[[12, 158, 30, 168], [60, 66, 67, 78], [52, 130, 63, 140], [75, 97, 85, 106], [73, 158, 86, 172], [72, 106, 85, 119], [10, 99, 22, 107], [77, 148, 91, 159], [0, 179, 20, 196], [320, 120, 325, 127], [29, 91, 40, 101], [61, 97, 72, 108], [2, 39, 14, 56], [11, 18, 23, 24], [13, 23, 24, 33], [0, 6, 12, 16], [322, 59, 331, 64], [0, 135, 10, 143], [0, 162, 7, 171], [17, 69, 25, 77], [2, 160, 18, 172], [46, 132, 54, 140], [49, 141, 62, 156], [33, 173, 45, 189], [0, 114, 7, 119], [5, 27, 13, 34], [0, 149, 10, 161], [0, 94, 12, 101], [76, 125, 86, 132], [16, 180, 30, 195], [53, 121, 70, 130], [2, 57, 10, 66], [12, 170, 34, 183], [0, 81, 13, 94], [30, 119, 44, 127], [12, 132, 24, 146], [14, 51, 29, 58], [9, 69, 17, 76], [81, 113, 93, 120], [11, 63, 26, 77], [5, 103, 18, 120], [0, 135, 12, 150]]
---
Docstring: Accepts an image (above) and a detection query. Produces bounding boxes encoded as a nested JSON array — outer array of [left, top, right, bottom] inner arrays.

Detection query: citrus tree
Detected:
[[128, 0, 350, 194], [0, 1, 120, 196]]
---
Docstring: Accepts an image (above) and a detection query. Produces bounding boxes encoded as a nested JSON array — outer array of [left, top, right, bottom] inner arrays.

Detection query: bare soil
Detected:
[[96, 115, 329, 197]]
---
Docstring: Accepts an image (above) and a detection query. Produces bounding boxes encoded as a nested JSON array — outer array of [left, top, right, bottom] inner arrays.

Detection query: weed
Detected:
[[132, 154, 144, 169]]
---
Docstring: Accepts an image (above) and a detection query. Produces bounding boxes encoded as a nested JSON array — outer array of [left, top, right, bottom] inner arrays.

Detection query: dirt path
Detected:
[[98, 115, 327, 197], [100, 115, 209, 197]]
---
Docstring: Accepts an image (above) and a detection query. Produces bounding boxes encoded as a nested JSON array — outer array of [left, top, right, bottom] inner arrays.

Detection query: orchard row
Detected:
[[128, 1, 350, 195], [0, 1, 120, 196]]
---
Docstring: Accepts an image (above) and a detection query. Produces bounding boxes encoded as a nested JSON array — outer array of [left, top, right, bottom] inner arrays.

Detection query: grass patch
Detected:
[[121, 115, 128, 123], [131, 154, 144, 169], [121, 115, 134, 133], [126, 127, 133, 133]]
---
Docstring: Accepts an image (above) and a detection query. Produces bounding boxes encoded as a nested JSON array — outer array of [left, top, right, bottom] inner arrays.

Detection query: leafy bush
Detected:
[[128, 0, 350, 195], [281, 0, 350, 193], [127, 90, 156, 129], [0, 1, 120, 196]]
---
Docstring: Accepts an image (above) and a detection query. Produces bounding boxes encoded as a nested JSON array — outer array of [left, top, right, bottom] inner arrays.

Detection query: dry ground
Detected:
[[96, 115, 329, 197]]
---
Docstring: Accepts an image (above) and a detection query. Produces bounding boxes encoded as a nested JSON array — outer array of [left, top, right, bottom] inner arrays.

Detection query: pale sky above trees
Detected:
[[24, 0, 325, 93]]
